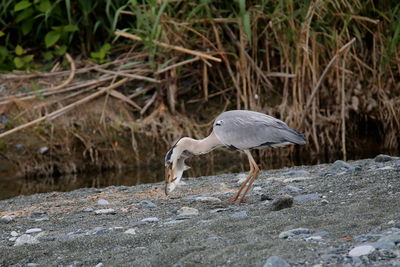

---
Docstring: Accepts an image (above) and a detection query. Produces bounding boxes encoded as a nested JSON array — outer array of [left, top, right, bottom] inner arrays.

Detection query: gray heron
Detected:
[[164, 110, 306, 203]]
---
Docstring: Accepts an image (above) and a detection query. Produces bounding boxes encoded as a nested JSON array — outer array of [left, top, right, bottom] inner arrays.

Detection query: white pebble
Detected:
[[124, 229, 137, 235], [14, 234, 39, 246], [177, 207, 199, 217], [94, 208, 116, 215], [97, 199, 110, 205], [26, 228, 42, 234], [10, 231, 19, 237], [349, 245, 375, 257], [195, 196, 221, 202]]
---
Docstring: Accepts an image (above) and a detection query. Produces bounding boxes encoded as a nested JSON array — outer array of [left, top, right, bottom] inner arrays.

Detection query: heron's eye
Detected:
[[215, 120, 223, 126]]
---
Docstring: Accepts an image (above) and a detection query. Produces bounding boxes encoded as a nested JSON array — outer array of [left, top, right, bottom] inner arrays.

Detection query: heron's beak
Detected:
[[164, 163, 174, 196]]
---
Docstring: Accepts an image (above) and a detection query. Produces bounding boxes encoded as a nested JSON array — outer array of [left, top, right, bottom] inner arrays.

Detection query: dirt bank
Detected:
[[0, 156, 399, 266]]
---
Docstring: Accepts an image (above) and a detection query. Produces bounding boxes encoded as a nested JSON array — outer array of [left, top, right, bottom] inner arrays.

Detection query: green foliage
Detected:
[[0, 0, 133, 71], [0, 0, 398, 73], [90, 43, 111, 63]]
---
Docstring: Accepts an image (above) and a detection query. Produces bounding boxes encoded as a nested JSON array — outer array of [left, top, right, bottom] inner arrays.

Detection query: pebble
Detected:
[[281, 185, 301, 193], [374, 154, 394, 162], [141, 217, 159, 223], [137, 200, 157, 209], [185, 193, 211, 200], [293, 193, 321, 202], [279, 228, 310, 239], [124, 229, 137, 235], [34, 217, 49, 222], [67, 229, 87, 237], [321, 199, 329, 205], [90, 227, 109, 235], [95, 263, 104, 267], [236, 173, 248, 184], [177, 207, 199, 218], [263, 256, 290, 267], [260, 193, 274, 201], [97, 199, 110, 205], [271, 195, 293, 211], [82, 208, 94, 212], [332, 160, 354, 170], [231, 211, 247, 217], [26, 228, 42, 234], [283, 170, 310, 177], [0, 215, 16, 223], [195, 196, 221, 202], [11, 231, 19, 237], [94, 208, 116, 215], [348, 245, 375, 257], [30, 210, 47, 218], [163, 219, 185, 225], [14, 234, 40, 246], [253, 186, 263, 191]]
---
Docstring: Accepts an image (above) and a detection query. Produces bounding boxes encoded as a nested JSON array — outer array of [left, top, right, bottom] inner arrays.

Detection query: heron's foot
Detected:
[[227, 197, 246, 204]]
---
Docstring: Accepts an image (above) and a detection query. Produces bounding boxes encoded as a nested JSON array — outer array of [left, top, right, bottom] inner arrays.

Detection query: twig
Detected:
[[94, 67, 160, 83], [0, 78, 129, 139], [108, 89, 142, 110], [115, 30, 222, 63], [156, 56, 200, 74], [140, 91, 157, 115], [128, 87, 153, 99], [334, 13, 379, 24], [48, 53, 76, 91]]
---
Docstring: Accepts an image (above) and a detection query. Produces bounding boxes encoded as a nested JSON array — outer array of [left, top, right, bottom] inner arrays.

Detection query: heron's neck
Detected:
[[183, 132, 222, 155]]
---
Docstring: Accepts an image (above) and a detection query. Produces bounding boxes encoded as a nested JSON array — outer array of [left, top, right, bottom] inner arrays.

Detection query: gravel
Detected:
[[0, 157, 399, 266]]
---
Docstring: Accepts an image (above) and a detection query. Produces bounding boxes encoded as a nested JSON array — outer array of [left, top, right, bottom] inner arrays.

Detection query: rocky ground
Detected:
[[0, 155, 400, 267]]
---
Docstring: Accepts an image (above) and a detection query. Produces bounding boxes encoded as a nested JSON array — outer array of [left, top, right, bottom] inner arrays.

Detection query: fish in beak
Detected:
[[164, 158, 190, 196]]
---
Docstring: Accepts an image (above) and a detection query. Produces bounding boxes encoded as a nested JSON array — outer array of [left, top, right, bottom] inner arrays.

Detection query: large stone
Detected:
[[374, 154, 394, 162], [0, 215, 16, 223], [271, 195, 293, 211], [348, 245, 375, 257], [263, 256, 291, 267], [14, 234, 39, 246], [177, 207, 199, 217]]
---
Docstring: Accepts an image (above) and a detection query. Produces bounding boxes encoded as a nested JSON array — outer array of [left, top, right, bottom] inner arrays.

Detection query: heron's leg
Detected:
[[237, 150, 260, 203], [229, 150, 255, 202]]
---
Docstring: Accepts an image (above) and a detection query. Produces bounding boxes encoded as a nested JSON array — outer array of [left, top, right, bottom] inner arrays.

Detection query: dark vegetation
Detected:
[[0, 0, 399, 177]]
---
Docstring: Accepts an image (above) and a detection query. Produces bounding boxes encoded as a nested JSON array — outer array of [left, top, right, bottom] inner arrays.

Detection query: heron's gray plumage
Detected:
[[213, 110, 306, 150]]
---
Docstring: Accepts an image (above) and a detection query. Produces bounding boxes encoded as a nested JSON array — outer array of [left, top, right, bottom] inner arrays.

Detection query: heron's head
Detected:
[[164, 138, 191, 195]]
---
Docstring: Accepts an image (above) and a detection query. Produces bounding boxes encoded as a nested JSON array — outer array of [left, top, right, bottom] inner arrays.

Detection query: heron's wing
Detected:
[[213, 110, 305, 150]]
